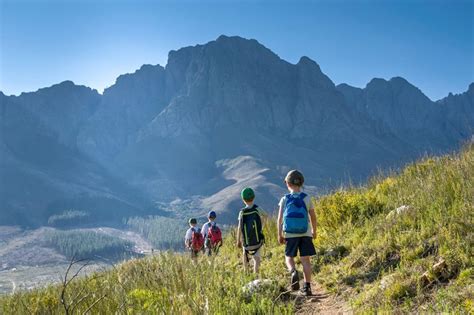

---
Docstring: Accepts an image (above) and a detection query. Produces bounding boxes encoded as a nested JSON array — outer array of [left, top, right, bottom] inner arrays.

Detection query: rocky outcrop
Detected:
[[15, 81, 100, 148], [1, 35, 473, 224]]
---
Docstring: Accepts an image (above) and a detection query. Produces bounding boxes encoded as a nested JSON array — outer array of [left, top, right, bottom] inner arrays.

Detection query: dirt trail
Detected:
[[293, 281, 352, 314]]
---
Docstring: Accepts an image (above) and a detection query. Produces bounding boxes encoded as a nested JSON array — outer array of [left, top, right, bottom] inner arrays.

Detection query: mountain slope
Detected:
[[1, 145, 472, 313], [1, 35, 473, 226], [78, 36, 422, 214], [0, 91, 149, 226]]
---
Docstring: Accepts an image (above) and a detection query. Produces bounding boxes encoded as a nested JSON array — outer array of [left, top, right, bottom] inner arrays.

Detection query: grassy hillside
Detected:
[[1, 145, 472, 313], [313, 143, 473, 312]]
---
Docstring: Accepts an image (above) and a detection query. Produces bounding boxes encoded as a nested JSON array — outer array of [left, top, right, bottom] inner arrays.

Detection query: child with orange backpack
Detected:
[[185, 218, 204, 259], [201, 211, 223, 256]]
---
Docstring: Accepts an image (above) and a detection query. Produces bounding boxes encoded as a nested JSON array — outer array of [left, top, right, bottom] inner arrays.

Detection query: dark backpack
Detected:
[[241, 205, 264, 250], [283, 193, 308, 234], [191, 228, 204, 251], [207, 223, 222, 248]]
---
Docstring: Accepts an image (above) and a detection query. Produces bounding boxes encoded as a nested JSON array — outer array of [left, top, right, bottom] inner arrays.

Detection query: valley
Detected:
[[0, 226, 153, 294]]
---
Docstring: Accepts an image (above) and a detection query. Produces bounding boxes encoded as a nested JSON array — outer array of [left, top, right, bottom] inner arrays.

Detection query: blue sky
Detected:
[[1, 0, 472, 100]]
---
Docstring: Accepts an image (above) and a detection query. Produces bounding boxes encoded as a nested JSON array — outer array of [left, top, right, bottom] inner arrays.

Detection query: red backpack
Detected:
[[207, 223, 222, 247], [191, 228, 204, 251]]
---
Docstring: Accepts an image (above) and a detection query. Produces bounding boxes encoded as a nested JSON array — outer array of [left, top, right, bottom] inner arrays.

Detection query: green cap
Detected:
[[188, 218, 197, 224], [241, 187, 255, 201]]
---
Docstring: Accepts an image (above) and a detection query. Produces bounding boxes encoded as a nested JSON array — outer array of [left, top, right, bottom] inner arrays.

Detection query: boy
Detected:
[[201, 211, 222, 256], [184, 218, 203, 259], [277, 170, 317, 296], [236, 187, 265, 273]]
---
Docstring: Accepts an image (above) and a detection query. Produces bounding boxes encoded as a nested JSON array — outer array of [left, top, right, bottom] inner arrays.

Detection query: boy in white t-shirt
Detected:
[[277, 170, 317, 296], [201, 211, 222, 256], [184, 218, 203, 259]]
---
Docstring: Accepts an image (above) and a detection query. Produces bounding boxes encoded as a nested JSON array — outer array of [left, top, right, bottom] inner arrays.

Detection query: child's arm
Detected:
[[277, 204, 284, 244], [309, 207, 317, 239], [184, 230, 190, 248], [236, 216, 242, 248]]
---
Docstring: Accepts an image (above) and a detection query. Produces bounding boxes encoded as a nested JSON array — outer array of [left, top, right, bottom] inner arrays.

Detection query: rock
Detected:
[[396, 205, 412, 215], [419, 258, 449, 287], [379, 274, 395, 290], [386, 205, 413, 219], [242, 279, 274, 295]]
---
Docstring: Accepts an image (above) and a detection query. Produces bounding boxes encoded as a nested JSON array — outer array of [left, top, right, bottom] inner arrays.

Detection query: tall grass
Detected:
[[1, 216, 294, 314], [312, 144, 473, 312], [1, 145, 472, 313]]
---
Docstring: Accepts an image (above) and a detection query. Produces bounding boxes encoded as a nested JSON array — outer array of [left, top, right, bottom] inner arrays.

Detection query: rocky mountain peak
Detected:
[[297, 56, 334, 89], [106, 64, 165, 96], [297, 55, 319, 67], [4, 35, 472, 227]]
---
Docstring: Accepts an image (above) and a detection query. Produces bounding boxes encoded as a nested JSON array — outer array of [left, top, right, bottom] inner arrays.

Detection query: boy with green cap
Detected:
[[237, 187, 266, 273]]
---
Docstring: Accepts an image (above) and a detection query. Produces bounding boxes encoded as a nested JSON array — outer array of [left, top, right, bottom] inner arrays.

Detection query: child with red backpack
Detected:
[[185, 218, 204, 259], [201, 211, 222, 256]]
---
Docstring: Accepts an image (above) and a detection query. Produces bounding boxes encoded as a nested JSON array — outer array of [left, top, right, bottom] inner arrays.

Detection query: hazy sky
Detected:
[[1, 0, 473, 100]]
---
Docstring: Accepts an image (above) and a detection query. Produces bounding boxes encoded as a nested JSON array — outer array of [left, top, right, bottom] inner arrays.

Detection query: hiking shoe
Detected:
[[290, 269, 300, 290], [300, 284, 312, 296]]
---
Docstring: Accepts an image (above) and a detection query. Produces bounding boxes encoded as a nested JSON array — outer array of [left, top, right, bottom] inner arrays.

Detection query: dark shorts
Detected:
[[285, 237, 316, 257]]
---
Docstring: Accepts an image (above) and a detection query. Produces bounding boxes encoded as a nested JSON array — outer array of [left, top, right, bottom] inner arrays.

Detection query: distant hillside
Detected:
[[0, 91, 151, 226], [1, 145, 472, 313], [1, 35, 473, 227]]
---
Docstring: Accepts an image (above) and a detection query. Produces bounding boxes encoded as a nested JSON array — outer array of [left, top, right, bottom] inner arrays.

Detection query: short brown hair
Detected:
[[285, 170, 304, 186]]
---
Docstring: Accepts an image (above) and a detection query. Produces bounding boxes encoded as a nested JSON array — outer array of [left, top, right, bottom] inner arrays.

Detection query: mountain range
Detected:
[[1, 35, 473, 226]]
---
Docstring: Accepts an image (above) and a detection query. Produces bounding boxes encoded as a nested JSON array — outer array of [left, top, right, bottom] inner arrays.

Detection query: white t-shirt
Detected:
[[200, 221, 217, 238], [279, 192, 313, 238], [185, 226, 199, 243]]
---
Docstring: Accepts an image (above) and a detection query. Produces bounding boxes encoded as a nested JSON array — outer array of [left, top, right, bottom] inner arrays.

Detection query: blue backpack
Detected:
[[283, 193, 308, 234]]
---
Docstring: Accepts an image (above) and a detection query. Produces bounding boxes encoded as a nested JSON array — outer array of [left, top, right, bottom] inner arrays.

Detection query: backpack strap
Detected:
[[244, 245, 262, 256], [241, 204, 259, 215]]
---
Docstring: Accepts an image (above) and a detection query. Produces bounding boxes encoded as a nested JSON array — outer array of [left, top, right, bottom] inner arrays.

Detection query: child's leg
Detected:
[[300, 256, 312, 283], [299, 237, 316, 284], [253, 250, 261, 273], [242, 249, 249, 272], [285, 256, 296, 272]]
